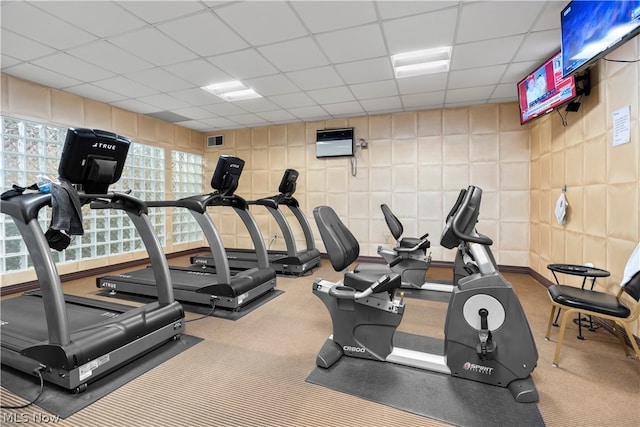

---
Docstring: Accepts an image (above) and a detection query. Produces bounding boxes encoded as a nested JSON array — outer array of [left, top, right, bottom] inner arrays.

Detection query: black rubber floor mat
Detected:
[[306, 333, 544, 427], [1, 334, 202, 419]]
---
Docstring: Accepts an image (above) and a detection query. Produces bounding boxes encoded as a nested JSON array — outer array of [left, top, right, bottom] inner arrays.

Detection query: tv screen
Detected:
[[517, 51, 578, 125], [316, 128, 354, 158], [561, 0, 640, 77]]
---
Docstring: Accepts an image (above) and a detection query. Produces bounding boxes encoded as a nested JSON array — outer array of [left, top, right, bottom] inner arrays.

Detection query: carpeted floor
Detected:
[[1, 260, 639, 426]]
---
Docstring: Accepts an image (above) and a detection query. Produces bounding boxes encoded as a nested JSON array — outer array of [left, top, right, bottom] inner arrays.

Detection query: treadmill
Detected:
[[0, 128, 185, 393], [191, 169, 320, 276], [96, 155, 277, 311]]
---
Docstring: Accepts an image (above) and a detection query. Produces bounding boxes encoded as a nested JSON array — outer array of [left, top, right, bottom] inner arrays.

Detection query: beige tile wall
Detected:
[[529, 37, 639, 298], [0, 74, 205, 287], [204, 103, 531, 266]]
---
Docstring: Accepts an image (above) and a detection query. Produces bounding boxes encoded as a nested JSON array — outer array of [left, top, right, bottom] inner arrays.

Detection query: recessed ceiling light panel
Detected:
[[201, 80, 262, 101], [391, 47, 452, 78]]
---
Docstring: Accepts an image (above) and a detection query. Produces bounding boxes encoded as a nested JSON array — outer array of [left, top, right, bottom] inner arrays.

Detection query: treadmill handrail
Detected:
[[146, 193, 221, 214], [2, 189, 177, 346], [249, 194, 316, 255]]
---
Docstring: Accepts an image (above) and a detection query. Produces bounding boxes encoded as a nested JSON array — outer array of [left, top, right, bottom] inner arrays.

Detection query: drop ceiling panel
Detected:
[[1, 31, 56, 61], [451, 35, 524, 70], [202, 102, 249, 117], [396, 74, 448, 95], [335, 58, 394, 85], [156, 11, 249, 57], [445, 86, 495, 104], [34, 1, 147, 38], [234, 98, 279, 114], [456, 1, 545, 43], [2, 2, 97, 50], [401, 91, 446, 109], [256, 110, 298, 123], [292, 1, 378, 33], [315, 24, 388, 63], [287, 105, 330, 120], [169, 88, 225, 107], [92, 76, 159, 98], [119, 1, 207, 24], [65, 84, 128, 104], [227, 113, 268, 126], [491, 83, 518, 100], [286, 66, 344, 91], [1, 56, 20, 69], [67, 41, 154, 75], [258, 37, 329, 72], [109, 27, 198, 66], [360, 96, 403, 114], [32, 53, 115, 82], [164, 59, 231, 87], [322, 101, 365, 117], [383, 8, 458, 54], [502, 61, 539, 84], [111, 99, 159, 114], [244, 75, 300, 97], [307, 86, 355, 104], [513, 30, 561, 62], [172, 106, 217, 120], [448, 65, 508, 90], [270, 92, 316, 109], [127, 68, 193, 92], [376, 1, 458, 20], [4, 63, 81, 89], [532, 2, 566, 32], [209, 49, 278, 80], [349, 80, 399, 100], [214, 2, 308, 45], [138, 93, 191, 111]]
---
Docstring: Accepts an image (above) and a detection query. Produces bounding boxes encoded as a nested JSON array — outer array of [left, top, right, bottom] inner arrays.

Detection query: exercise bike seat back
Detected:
[[381, 204, 430, 250], [314, 205, 401, 293]]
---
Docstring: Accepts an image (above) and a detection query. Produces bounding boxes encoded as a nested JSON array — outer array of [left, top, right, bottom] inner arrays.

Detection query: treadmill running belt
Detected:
[[0, 293, 134, 351]]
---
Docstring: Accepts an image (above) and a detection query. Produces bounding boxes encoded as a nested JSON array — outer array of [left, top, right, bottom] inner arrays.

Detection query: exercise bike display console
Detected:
[[311, 186, 539, 403]]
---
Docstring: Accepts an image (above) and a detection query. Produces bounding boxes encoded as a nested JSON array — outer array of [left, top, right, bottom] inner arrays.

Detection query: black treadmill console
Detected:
[[278, 169, 298, 197], [58, 128, 131, 194], [211, 155, 245, 196]]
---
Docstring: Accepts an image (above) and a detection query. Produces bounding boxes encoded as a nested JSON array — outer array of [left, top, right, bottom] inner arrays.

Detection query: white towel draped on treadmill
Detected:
[[622, 243, 640, 287], [554, 191, 568, 225]]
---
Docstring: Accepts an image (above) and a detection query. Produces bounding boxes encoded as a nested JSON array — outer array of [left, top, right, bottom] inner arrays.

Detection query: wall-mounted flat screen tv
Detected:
[[561, 0, 640, 77], [517, 51, 578, 125], [316, 128, 354, 158]]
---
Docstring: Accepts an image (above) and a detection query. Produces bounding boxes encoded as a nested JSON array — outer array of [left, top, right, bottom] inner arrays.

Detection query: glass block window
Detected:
[[171, 150, 204, 244], [0, 116, 166, 274]]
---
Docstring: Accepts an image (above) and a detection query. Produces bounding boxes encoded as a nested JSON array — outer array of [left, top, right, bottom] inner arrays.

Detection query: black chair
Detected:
[[545, 270, 640, 366]]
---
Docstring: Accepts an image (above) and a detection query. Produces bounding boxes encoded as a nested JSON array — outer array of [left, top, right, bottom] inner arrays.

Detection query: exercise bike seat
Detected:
[[343, 270, 401, 292], [381, 204, 430, 251], [314, 205, 401, 293]]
